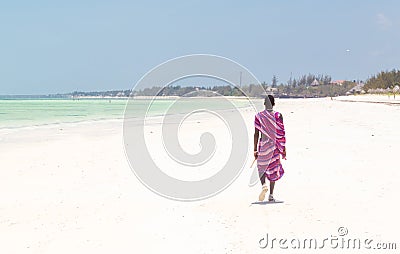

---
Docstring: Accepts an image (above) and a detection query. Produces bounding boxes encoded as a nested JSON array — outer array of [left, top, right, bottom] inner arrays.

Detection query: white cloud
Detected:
[[376, 13, 392, 30]]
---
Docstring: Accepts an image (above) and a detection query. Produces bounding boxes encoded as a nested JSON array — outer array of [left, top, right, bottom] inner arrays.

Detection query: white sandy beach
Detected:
[[1, 96, 399, 253], [336, 94, 400, 104]]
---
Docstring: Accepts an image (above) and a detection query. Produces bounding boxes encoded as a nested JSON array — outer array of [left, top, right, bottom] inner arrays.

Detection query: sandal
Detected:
[[259, 185, 268, 201], [268, 194, 275, 202]]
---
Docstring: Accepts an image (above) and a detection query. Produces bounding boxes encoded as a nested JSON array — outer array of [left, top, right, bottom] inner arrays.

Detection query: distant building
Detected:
[[310, 79, 320, 86], [265, 86, 278, 92], [261, 87, 278, 97], [330, 80, 346, 86], [346, 82, 365, 95]]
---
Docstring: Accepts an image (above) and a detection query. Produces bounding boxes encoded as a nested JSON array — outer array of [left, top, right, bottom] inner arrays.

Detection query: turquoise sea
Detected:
[[0, 98, 255, 129], [0, 98, 127, 129]]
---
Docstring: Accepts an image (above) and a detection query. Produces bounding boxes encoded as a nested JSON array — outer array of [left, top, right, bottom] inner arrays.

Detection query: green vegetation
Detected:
[[364, 69, 400, 92], [19, 70, 397, 99], [276, 81, 356, 98], [132, 82, 356, 98], [135, 85, 261, 97], [133, 73, 352, 98]]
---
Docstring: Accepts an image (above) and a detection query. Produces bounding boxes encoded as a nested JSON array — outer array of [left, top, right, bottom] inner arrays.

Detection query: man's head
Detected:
[[264, 95, 275, 109]]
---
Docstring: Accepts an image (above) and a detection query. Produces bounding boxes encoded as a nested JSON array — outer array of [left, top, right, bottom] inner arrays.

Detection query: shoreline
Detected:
[[1, 95, 398, 131], [335, 94, 400, 105], [0, 116, 125, 132]]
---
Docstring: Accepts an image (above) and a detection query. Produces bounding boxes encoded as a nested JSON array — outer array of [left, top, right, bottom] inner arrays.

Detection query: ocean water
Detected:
[[0, 98, 126, 129], [0, 98, 255, 129]]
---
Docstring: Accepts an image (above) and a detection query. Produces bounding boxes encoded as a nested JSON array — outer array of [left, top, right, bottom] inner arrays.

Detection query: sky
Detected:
[[0, 0, 399, 95]]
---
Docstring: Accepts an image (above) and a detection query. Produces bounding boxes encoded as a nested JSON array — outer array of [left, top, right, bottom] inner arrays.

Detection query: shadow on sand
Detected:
[[251, 200, 284, 206]]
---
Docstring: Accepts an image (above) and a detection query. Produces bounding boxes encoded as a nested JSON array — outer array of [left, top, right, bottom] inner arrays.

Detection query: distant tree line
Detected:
[[59, 70, 400, 99], [135, 85, 261, 97], [70, 90, 132, 97], [364, 69, 400, 92], [287, 74, 332, 87], [276, 81, 356, 97], [131, 73, 336, 97]]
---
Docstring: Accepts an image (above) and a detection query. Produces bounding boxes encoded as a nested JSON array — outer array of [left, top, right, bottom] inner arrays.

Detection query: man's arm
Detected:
[[279, 113, 286, 159], [254, 128, 259, 158]]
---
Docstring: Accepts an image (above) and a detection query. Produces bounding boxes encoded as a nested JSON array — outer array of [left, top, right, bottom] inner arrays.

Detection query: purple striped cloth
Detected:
[[254, 110, 286, 181]]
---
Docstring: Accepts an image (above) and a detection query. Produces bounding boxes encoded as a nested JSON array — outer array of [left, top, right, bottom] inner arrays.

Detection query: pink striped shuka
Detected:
[[254, 110, 286, 182]]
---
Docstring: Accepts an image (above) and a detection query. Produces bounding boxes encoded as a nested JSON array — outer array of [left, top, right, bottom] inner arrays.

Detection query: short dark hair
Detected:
[[264, 95, 275, 107]]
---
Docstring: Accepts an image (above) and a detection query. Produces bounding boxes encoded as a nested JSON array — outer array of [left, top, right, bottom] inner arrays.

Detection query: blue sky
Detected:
[[1, 0, 399, 94]]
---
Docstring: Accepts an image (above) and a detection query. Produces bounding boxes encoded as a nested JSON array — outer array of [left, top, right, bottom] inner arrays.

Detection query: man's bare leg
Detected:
[[258, 172, 268, 201], [269, 181, 276, 202], [269, 181, 275, 195]]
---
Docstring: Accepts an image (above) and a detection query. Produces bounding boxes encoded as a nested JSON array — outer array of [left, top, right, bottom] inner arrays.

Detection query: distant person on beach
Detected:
[[253, 95, 286, 202]]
